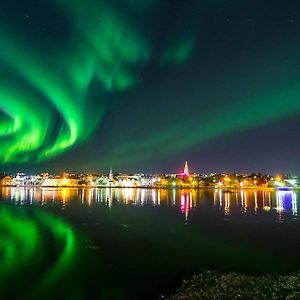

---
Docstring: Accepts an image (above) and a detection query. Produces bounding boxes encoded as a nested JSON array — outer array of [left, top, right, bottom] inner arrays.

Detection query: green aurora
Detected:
[[0, 0, 300, 172], [0, 0, 153, 163]]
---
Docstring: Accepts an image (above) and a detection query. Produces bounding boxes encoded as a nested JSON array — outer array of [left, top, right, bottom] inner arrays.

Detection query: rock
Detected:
[[168, 270, 300, 300]]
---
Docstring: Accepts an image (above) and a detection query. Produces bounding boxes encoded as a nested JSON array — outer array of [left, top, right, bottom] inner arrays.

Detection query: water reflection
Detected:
[[276, 190, 298, 216], [1, 187, 300, 299], [1, 187, 299, 220], [0, 204, 81, 298], [180, 191, 192, 222]]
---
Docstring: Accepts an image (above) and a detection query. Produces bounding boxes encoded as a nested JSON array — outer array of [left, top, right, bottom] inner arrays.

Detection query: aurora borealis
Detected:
[[1, 0, 300, 173]]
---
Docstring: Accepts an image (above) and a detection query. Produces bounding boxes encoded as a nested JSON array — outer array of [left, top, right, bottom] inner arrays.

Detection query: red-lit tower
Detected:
[[184, 161, 189, 176]]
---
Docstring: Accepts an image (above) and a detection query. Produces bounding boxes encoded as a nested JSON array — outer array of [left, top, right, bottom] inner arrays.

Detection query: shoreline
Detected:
[[0, 185, 295, 191]]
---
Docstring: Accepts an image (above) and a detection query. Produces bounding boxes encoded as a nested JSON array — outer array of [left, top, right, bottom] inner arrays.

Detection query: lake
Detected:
[[0, 187, 299, 299]]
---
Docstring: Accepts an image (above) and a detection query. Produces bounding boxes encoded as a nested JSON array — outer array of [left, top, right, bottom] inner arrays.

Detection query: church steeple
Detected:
[[184, 161, 189, 175], [109, 167, 113, 181]]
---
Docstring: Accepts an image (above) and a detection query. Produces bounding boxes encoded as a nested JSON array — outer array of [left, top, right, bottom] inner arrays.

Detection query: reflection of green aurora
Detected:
[[0, 206, 81, 298]]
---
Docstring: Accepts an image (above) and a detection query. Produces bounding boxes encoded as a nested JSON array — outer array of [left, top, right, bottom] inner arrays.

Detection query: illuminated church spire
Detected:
[[109, 167, 113, 181], [184, 161, 189, 175]]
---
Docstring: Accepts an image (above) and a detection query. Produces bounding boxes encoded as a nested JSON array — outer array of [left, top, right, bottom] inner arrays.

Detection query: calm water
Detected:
[[0, 187, 300, 299]]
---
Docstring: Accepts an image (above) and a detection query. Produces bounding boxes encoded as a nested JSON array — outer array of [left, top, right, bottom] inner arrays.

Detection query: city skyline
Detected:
[[1, 163, 299, 177], [1, 1, 300, 174], [1, 160, 298, 190]]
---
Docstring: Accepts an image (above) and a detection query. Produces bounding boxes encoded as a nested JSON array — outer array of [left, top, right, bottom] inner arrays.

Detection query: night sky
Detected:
[[1, 0, 300, 174]]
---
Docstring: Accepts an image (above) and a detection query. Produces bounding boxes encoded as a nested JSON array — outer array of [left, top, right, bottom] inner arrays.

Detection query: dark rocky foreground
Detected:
[[167, 271, 300, 300]]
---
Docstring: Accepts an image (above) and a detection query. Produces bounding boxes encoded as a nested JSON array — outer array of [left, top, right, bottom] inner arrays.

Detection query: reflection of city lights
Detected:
[[1, 186, 299, 220], [152, 189, 156, 206], [224, 193, 230, 215], [180, 192, 191, 221], [292, 192, 297, 216], [254, 191, 258, 213], [157, 190, 160, 206], [81, 189, 85, 204], [275, 190, 298, 216], [262, 192, 271, 211], [262, 190, 270, 211], [20, 187, 25, 202], [180, 194, 185, 212], [88, 189, 92, 206], [276, 191, 285, 213], [172, 189, 176, 205], [213, 189, 218, 206], [95, 189, 100, 203], [244, 191, 248, 210], [189, 191, 193, 208], [123, 188, 134, 204], [29, 188, 34, 204], [62, 188, 67, 207], [107, 188, 112, 207], [141, 189, 145, 206], [241, 190, 244, 208]]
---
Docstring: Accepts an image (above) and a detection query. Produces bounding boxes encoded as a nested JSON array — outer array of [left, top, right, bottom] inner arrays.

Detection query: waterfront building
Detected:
[[41, 178, 62, 187], [94, 175, 110, 186], [41, 176, 80, 187], [12, 173, 27, 186], [116, 174, 139, 187], [0, 175, 12, 186], [108, 168, 116, 186], [139, 175, 158, 187]]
